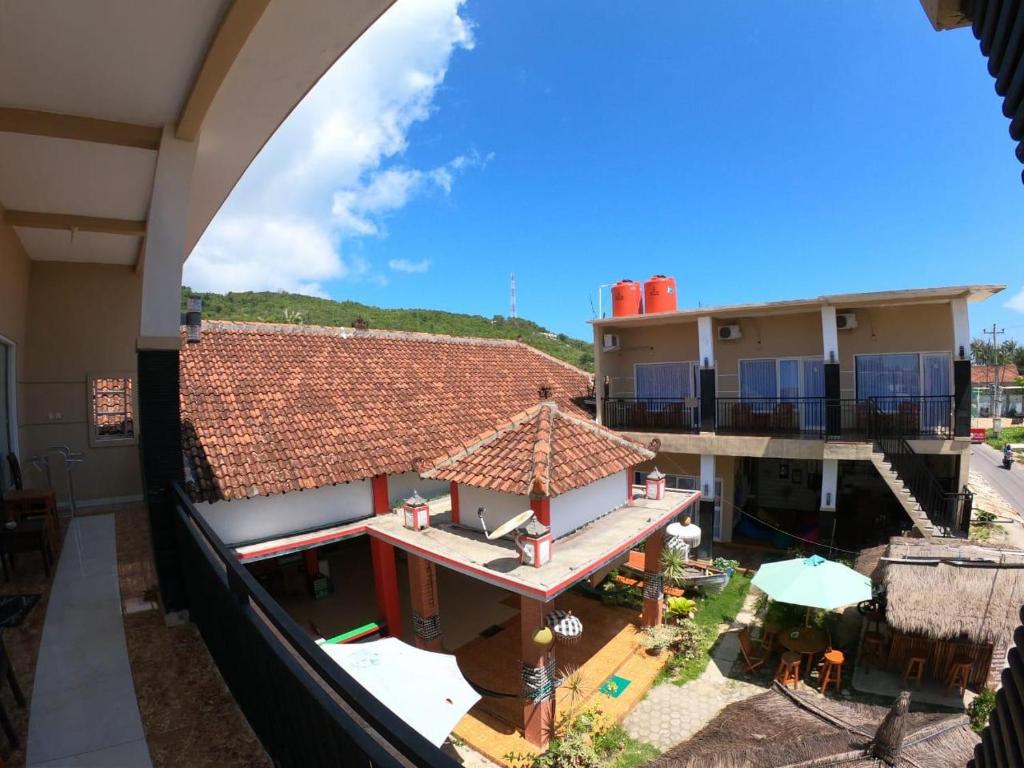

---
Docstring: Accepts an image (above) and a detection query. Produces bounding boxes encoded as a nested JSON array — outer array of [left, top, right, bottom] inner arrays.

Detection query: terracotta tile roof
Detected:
[[972, 364, 1021, 385], [421, 401, 653, 497], [179, 321, 593, 501]]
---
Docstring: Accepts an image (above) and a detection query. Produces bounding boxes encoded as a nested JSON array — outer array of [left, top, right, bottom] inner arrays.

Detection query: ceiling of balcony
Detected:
[[0, 0, 394, 268]]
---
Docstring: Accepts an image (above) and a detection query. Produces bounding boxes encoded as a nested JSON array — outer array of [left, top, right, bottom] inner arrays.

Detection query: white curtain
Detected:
[[740, 359, 777, 399], [856, 354, 920, 400], [636, 362, 695, 400]]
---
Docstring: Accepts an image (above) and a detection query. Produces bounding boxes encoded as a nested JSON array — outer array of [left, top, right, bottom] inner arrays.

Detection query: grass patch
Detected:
[[986, 426, 1024, 451], [595, 725, 661, 768], [658, 572, 753, 686]]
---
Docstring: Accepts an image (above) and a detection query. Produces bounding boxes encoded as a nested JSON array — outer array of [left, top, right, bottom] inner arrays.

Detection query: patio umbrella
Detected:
[[752, 554, 871, 622], [321, 637, 480, 747]]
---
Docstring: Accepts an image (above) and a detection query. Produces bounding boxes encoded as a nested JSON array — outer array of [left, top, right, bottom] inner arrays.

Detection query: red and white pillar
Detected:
[[450, 481, 461, 525], [529, 496, 551, 527], [408, 553, 443, 652], [370, 475, 403, 637], [520, 595, 555, 749], [641, 526, 666, 627]]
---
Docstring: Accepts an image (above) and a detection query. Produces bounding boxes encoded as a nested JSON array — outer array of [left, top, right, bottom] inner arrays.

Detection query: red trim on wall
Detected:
[[370, 474, 402, 637], [372, 474, 390, 515], [530, 497, 551, 527], [450, 482, 460, 525]]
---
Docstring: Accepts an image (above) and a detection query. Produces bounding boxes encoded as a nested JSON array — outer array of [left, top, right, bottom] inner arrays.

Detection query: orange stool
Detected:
[[902, 654, 927, 688], [776, 651, 801, 689], [945, 656, 973, 697], [819, 650, 844, 694], [861, 632, 886, 673]]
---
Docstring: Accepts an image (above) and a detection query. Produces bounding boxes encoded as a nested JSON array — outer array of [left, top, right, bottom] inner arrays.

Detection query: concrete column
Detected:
[[520, 596, 555, 748], [819, 459, 839, 550], [822, 306, 841, 438], [954, 360, 971, 438], [951, 298, 970, 362], [449, 481, 461, 525], [139, 126, 197, 346], [530, 496, 551, 527], [369, 475, 403, 637], [699, 454, 717, 558], [820, 306, 839, 365], [642, 527, 666, 627], [408, 553, 443, 652]]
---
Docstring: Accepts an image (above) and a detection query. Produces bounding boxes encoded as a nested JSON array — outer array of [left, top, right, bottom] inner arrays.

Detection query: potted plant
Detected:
[[665, 596, 697, 624], [638, 624, 682, 655]]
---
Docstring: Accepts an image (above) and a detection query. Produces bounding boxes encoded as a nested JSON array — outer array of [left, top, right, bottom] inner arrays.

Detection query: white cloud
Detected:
[[185, 0, 478, 293], [1007, 286, 1024, 313], [388, 258, 432, 274]]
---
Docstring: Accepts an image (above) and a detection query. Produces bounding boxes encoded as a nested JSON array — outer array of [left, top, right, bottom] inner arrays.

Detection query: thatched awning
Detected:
[[881, 537, 1024, 645], [650, 683, 977, 767]]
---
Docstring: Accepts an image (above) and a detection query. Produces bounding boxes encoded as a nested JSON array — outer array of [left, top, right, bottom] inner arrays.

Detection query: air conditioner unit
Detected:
[[718, 325, 742, 341], [836, 312, 858, 330], [602, 333, 620, 351]]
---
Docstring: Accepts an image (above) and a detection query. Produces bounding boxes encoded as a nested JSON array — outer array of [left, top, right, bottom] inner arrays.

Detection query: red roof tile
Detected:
[[972, 364, 1021, 385], [179, 322, 593, 501], [421, 401, 653, 497]]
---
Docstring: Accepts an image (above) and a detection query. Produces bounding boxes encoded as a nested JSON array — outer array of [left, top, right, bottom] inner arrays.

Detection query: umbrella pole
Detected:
[[804, 606, 811, 627]]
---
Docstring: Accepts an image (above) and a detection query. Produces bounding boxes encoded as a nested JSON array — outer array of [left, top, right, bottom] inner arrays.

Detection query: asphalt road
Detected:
[[971, 443, 1024, 517]]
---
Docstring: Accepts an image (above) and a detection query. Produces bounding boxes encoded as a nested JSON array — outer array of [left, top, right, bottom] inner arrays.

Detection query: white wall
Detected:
[[549, 471, 628, 539], [199, 479, 373, 545], [389, 471, 449, 507], [458, 485, 532, 535]]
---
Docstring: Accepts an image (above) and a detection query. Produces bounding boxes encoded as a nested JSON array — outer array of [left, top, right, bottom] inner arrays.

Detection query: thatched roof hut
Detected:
[[880, 537, 1024, 644], [649, 683, 977, 767]]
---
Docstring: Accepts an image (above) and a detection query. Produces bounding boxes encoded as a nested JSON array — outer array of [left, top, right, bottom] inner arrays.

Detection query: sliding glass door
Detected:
[[855, 352, 953, 433], [635, 361, 699, 404], [741, 357, 825, 427]]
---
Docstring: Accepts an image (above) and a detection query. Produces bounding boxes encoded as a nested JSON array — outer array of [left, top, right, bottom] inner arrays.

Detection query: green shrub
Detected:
[[665, 596, 697, 623], [969, 688, 997, 733]]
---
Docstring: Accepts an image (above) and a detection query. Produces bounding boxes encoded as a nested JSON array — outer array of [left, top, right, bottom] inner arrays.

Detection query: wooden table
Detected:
[[2, 489, 58, 554], [778, 626, 828, 676]]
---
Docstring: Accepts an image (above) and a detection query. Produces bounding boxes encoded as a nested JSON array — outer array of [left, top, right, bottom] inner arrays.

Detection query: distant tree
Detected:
[[971, 338, 1022, 369]]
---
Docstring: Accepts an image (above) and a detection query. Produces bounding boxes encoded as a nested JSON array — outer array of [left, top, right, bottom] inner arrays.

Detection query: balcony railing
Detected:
[[603, 397, 699, 432], [604, 396, 954, 440], [172, 483, 456, 768]]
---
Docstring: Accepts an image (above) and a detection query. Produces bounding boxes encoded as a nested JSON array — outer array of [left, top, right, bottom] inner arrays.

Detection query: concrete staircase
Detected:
[[869, 450, 940, 539]]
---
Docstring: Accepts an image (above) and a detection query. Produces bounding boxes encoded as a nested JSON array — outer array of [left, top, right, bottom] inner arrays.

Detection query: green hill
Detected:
[[181, 287, 594, 372]]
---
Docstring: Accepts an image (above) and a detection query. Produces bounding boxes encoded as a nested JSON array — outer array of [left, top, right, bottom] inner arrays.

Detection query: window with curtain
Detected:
[[855, 354, 921, 400], [635, 362, 697, 401], [740, 359, 778, 399]]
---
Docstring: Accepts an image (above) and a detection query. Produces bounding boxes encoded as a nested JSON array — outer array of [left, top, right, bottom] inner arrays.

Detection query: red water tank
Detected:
[[611, 280, 643, 317], [644, 275, 677, 314]]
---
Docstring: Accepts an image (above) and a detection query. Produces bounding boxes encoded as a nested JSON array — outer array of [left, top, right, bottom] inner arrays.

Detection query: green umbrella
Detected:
[[752, 554, 871, 622]]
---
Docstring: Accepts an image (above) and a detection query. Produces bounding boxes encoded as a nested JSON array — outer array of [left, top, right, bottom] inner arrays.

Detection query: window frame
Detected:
[[632, 360, 700, 401], [87, 372, 138, 447], [853, 351, 954, 401]]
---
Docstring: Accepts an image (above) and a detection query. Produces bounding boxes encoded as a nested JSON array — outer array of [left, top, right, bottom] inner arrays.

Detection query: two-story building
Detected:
[[592, 283, 1004, 552]]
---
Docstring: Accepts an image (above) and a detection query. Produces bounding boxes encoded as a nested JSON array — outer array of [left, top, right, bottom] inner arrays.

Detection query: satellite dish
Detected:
[[482, 509, 536, 540]]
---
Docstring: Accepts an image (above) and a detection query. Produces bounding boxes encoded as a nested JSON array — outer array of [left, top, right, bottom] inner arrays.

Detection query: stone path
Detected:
[[623, 591, 766, 751], [26, 515, 152, 767]]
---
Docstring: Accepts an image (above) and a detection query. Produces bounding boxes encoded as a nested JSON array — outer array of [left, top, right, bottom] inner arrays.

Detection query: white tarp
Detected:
[[321, 637, 480, 747]]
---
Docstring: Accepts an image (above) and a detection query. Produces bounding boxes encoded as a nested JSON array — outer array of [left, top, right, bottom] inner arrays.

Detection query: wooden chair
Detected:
[[0, 518, 53, 579], [861, 631, 886, 673], [902, 654, 927, 688], [738, 627, 769, 673], [820, 650, 844, 694], [776, 652, 801, 689], [945, 656, 973, 697]]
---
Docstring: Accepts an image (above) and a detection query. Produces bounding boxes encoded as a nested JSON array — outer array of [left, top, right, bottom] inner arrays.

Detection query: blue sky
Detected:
[[185, 0, 1024, 342]]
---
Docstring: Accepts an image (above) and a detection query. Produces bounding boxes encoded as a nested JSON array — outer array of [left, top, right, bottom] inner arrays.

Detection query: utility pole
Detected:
[[985, 323, 1006, 434], [510, 273, 517, 319]]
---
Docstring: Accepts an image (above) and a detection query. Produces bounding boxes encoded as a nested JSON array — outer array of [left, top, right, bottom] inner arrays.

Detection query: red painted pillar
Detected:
[[408, 553, 443, 651], [642, 526, 666, 627], [450, 481, 460, 525], [521, 595, 555, 748], [303, 548, 319, 575], [530, 496, 551, 527], [626, 466, 634, 502], [370, 474, 403, 638]]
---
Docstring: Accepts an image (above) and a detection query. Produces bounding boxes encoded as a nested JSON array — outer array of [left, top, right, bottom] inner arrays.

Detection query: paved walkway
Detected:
[[623, 591, 765, 751], [26, 515, 152, 767]]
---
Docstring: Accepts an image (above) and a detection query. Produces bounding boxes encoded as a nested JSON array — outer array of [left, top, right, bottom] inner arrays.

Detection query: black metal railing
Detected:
[[871, 431, 973, 535], [713, 396, 954, 440], [172, 483, 456, 768], [603, 397, 699, 432]]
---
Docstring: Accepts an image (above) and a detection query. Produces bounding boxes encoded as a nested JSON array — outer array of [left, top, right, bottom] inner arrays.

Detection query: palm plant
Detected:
[[660, 546, 688, 587]]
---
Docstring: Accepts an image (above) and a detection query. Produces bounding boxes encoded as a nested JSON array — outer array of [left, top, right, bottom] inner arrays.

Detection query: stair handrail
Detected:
[[866, 399, 969, 534]]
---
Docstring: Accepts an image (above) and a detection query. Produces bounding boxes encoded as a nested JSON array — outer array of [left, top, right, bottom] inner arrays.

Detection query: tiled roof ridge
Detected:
[[529, 402, 556, 497], [191, 321, 593, 375], [551, 406, 656, 459], [421, 403, 546, 479]]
